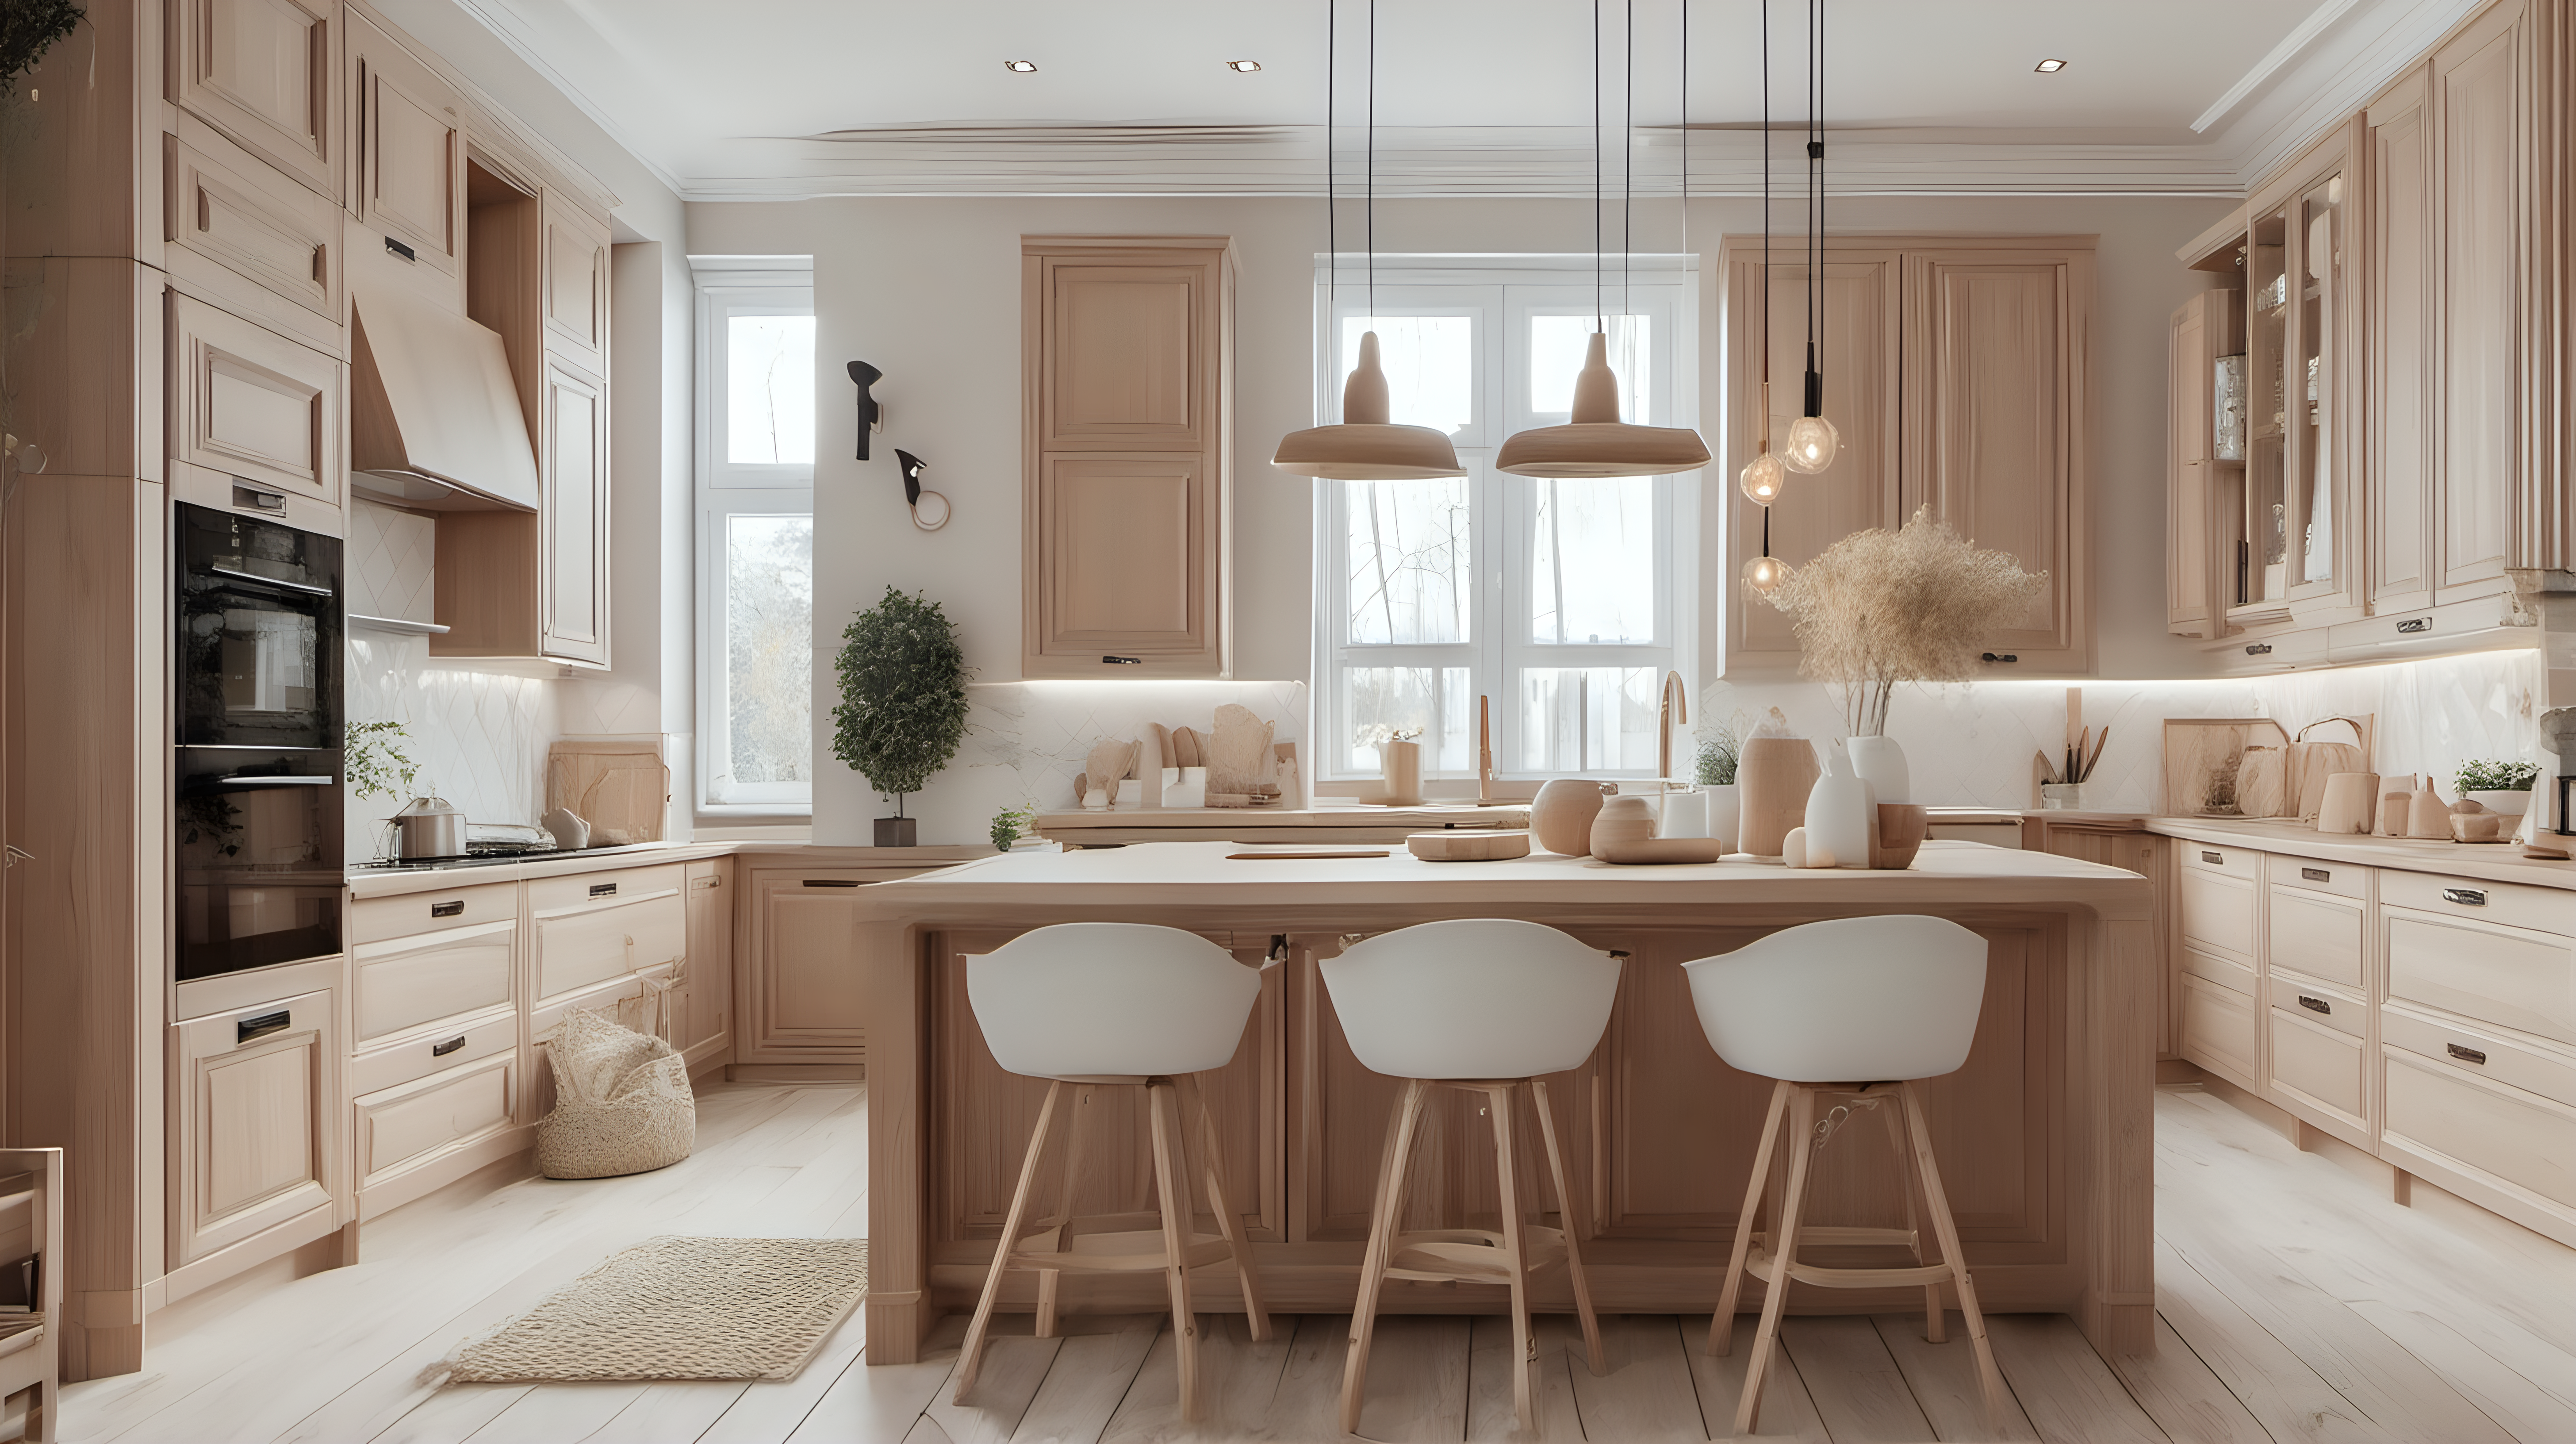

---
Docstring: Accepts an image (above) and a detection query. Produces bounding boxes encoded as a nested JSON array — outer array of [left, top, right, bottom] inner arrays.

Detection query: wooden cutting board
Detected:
[[547, 741, 670, 846], [2160, 718, 2291, 817]]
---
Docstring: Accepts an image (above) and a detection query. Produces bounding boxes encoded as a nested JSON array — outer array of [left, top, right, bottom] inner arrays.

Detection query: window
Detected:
[[694, 257, 816, 812], [1314, 261, 1698, 782]]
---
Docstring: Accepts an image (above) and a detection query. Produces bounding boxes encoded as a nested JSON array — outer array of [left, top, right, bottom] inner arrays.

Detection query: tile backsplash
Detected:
[[342, 500, 562, 862]]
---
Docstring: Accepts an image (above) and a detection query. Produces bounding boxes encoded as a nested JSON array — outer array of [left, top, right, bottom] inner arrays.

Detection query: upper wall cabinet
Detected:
[[2433, 0, 2522, 599], [541, 357, 609, 665], [172, 0, 343, 201], [2366, 66, 2438, 618], [1723, 236, 2093, 676], [542, 195, 610, 373], [169, 291, 344, 511], [349, 12, 463, 283], [1021, 238, 1234, 679], [2168, 288, 2244, 639]]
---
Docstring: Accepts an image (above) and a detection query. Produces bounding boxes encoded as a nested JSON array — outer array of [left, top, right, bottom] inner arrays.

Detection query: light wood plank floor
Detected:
[[60, 1081, 2576, 1442]]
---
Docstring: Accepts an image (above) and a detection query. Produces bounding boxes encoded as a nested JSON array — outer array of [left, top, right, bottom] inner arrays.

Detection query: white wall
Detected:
[[686, 191, 2231, 843]]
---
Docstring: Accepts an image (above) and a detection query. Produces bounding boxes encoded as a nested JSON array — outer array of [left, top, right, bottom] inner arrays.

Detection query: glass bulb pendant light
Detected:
[[1737, 0, 1788, 508], [1496, 0, 1711, 480], [1779, 0, 1837, 476], [1272, 0, 1465, 481]]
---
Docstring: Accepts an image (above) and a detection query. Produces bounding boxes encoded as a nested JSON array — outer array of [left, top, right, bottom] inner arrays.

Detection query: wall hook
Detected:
[[896, 449, 949, 531], [846, 361, 886, 460]]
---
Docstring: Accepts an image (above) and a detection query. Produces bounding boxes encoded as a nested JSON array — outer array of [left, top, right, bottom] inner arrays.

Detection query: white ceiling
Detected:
[[448, 0, 2480, 198]]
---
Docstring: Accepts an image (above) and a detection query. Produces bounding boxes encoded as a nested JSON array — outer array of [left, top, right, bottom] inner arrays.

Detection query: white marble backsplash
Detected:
[[1700, 649, 2545, 812], [342, 500, 563, 862]]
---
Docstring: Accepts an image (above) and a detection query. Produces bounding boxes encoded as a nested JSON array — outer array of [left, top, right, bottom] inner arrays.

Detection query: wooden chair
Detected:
[[1319, 920, 1621, 1433], [953, 924, 1270, 1423], [1683, 915, 2007, 1439], [0, 1149, 64, 1443]]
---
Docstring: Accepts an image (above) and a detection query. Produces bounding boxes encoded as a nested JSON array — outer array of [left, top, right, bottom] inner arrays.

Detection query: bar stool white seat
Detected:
[[1683, 914, 2007, 1438], [954, 923, 1269, 1421], [1320, 919, 1621, 1433]]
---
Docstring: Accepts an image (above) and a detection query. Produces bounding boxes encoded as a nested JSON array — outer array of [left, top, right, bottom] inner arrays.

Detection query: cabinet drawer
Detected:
[[2180, 869, 2257, 956], [527, 864, 684, 914], [349, 1007, 515, 1098], [350, 918, 514, 1043], [2383, 1005, 2576, 1109], [2269, 1006, 2368, 1122], [2268, 890, 2365, 989], [2180, 843, 2261, 880], [2379, 870, 2576, 937], [531, 873, 684, 1003], [2268, 855, 2368, 901], [356, 1053, 514, 1184], [168, 119, 342, 320], [2181, 973, 2258, 1086], [2383, 1046, 2576, 1211], [2383, 909, 2576, 1045], [2181, 944, 2257, 997], [352, 881, 517, 945], [169, 292, 344, 505], [2271, 980, 2364, 1040]]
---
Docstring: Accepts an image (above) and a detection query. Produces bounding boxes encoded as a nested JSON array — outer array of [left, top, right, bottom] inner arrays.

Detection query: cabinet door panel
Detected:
[[746, 875, 869, 1057], [543, 200, 610, 366], [1038, 457, 1205, 651], [174, 0, 339, 198], [2434, 13, 2518, 599], [1727, 253, 1901, 664], [678, 860, 732, 1056], [2368, 78, 2435, 612], [1904, 254, 2082, 664], [532, 887, 684, 1004], [169, 293, 343, 505], [541, 361, 608, 664], [356, 1053, 514, 1185], [172, 987, 338, 1264], [1045, 265, 1203, 445], [2169, 298, 2212, 635], [353, 18, 461, 275], [168, 123, 341, 321]]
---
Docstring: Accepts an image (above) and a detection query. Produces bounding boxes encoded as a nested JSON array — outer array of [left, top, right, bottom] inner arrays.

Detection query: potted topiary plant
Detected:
[[833, 587, 969, 846]]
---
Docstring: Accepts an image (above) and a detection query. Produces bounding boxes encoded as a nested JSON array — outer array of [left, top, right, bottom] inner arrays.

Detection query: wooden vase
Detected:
[[1531, 779, 1615, 855], [1380, 738, 1423, 806], [1736, 737, 1820, 858]]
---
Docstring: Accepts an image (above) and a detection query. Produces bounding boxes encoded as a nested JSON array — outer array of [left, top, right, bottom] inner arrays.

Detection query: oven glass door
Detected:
[[177, 503, 341, 749], [176, 751, 345, 980]]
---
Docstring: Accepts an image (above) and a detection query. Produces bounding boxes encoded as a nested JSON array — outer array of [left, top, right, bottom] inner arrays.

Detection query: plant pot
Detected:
[[874, 816, 919, 847], [2468, 789, 2532, 817], [1380, 739, 1423, 807], [2039, 782, 2090, 811]]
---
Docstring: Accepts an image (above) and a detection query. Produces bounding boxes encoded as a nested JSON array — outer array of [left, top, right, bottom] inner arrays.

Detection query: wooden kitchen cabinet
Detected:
[[674, 859, 735, 1071], [165, 114, 346, 345], [1021, 237, 1234, 678], [2432, 0, 2522, 600], [2365, 65, 2438, 618], [735, 871, 872, 1071], [171, 0, 343, 201], [169, 987, 343, 1268], [349, 12, 463, 285], [542, 194, 610, 373], [540, 357, 610, 664], [526, 865, 686, 1006], [2168, 289, 2243, 638], [167, 291, 345, 512]]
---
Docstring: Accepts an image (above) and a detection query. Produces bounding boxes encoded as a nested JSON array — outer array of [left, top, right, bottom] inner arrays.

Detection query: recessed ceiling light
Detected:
[[1003, 59, 1038, 73], [1227, 59, 1262, 73], [2034, 58, 2068, 73]]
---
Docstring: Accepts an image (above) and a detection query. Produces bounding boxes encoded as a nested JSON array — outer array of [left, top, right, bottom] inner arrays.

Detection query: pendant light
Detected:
[[1271, 0, 1465, 481], [1495, 0, 1711, 480], [1779, 0, 1838, 474], [1740, 0, 1791, 596]]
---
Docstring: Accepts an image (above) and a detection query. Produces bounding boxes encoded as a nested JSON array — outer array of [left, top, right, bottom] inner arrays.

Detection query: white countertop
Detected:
[[2147, 815, 2576, 889]]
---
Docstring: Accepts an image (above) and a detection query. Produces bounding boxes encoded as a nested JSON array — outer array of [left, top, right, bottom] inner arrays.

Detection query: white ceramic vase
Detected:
[[1704, 783, 1742, 853], [1845, 734, 1910, 805], [1803, 753, 1877, 869]]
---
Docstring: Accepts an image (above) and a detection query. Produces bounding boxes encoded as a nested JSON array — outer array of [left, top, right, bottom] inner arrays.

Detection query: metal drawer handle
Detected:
[[1102, 655, 1142, 665], [802, 879, 863, 888], [432, 1035, 466, 1057], [589, 881, 617, 898], [2447, 1042, 2488, 1066], [430, 899, 464, 918], [2442, 887, 2487, 906], [2201, 851, 2223, 865], [2297, 995, 2332, 1016], [237, 1009, 291, 1045], [2301, 868, 2330, 882]]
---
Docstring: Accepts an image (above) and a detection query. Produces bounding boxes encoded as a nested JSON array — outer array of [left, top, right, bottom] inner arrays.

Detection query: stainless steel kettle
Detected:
[[390, 795, 468, 860]]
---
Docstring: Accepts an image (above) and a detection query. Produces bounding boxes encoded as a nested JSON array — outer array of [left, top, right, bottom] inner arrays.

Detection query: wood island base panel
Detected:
[[855, 841, 2159, 1364]]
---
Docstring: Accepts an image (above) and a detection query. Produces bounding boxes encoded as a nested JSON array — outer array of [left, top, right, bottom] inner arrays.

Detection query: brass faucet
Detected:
[[1657, 671, 1690, 783]]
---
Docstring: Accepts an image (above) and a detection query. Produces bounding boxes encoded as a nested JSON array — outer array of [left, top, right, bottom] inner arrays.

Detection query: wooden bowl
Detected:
[[1870, 804, 1929, 870], [1594, 836, 1727, 865], [1406, 830, 1532, 862]]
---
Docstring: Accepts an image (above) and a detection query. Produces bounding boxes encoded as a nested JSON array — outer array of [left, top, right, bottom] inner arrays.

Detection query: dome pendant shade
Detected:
[[1496, 332, 1712, 479], [1271, 331, 1467, 480]]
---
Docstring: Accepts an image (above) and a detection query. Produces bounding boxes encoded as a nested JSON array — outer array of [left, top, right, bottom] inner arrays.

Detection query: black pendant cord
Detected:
[[1592, 0, 1603, 332], [1801, 0, 1823, 419], [1325, 0, 1335, 330], [1367, 0, 1376, 319], [1622, 0, 1633, 326], [1758, 0, 1769, 412]]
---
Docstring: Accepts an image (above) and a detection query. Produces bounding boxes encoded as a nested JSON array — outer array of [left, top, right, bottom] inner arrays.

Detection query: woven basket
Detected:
[[537, 1008, 697, 1180]]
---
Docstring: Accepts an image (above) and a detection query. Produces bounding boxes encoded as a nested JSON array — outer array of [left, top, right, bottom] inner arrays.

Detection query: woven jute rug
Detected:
[[439, 1237, 868, 1383]]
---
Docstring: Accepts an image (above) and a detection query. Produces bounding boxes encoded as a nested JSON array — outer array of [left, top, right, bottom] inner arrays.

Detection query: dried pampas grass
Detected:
[[1755, 507, 2047, 737]]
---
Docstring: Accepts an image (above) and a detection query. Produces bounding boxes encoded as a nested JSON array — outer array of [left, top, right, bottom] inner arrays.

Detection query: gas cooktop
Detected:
[[355, 845, 583, 871]]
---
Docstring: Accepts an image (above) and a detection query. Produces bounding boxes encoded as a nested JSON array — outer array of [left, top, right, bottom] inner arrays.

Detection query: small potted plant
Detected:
[[989, 803, 1040, 852], [2456, 759, 2542, 816], [833, 587, 969, 846], [1693, 711, 1747, 852]]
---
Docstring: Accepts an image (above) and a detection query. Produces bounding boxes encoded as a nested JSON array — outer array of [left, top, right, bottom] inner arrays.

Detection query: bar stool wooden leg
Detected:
[[956, 1079, 1064, 1404], [1709, 1078, 1792, 1356], [1734, 1086, 1818, 1440], [1174, 1071, 1271, 1342], [1902, 1081, 2008, 1430], [1485, 1083, 1538, 1428], [1879, 1093, 1943, 1344], [1341, 1078, 1430, 1438], [1033, 1083, 1092, 1340], [1530, 1079, 1605, 1376], [1144, 1079, 1206, 1421]]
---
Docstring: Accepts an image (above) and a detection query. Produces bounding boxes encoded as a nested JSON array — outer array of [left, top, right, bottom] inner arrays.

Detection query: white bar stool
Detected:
[[1320, 919, 1621, 1433], [1683, 914, 2007, 1438], [954, 923, 1270, 1422]]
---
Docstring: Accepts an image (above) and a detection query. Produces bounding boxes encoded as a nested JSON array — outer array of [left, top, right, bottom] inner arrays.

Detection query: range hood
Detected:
[[350, 285, 541, 512]]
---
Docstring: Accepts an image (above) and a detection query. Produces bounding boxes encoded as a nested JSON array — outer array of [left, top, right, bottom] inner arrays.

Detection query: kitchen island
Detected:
[[856, 840, 2159, 1363]]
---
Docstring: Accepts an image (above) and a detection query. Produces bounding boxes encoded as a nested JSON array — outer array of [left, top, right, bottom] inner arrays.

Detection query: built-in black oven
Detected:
[[174, 502, 345, 982]]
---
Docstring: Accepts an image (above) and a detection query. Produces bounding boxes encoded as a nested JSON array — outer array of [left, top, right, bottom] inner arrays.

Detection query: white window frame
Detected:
[[693, 256, 816, 814], [1312, 257, 1701, 784]]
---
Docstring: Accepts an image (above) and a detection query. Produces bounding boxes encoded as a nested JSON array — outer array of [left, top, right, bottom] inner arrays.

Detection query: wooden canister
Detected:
[[1530, 779, 1615, 855], [1737, 737, 1821, 858]]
